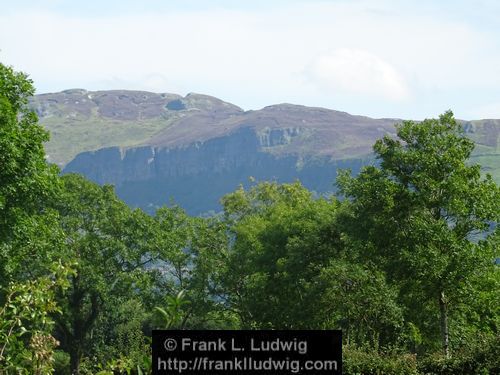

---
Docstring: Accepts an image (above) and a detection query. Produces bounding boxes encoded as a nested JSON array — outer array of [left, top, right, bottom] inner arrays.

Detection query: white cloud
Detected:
[[306, 49, 410, 101]]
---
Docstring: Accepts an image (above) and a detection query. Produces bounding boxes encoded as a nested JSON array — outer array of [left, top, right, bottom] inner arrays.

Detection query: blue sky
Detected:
[[1, 0, 500, 120]]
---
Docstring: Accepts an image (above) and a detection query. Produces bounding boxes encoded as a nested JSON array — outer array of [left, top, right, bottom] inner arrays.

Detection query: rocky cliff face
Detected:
[[64, 126, 368, 213], [32, 90, 500, 214]]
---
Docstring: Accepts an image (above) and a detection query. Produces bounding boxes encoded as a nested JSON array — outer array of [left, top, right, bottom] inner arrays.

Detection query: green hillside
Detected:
[[30, 89, 242, 166], [466, 119, 500, 183], [31, 90, 500, 184]]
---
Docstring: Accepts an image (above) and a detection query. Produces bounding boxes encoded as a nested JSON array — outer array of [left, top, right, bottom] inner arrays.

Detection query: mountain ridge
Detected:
[[31, 89, 400, 166], [30, 89, 500, 213]]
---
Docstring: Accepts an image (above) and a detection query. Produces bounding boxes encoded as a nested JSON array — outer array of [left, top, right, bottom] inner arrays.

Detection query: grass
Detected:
[[42, 113, 182, 167], [39, 101, 500, 185]]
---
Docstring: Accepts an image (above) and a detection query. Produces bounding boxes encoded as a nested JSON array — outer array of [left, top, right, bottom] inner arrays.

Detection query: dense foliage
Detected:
[[1, 63, 499, 374]]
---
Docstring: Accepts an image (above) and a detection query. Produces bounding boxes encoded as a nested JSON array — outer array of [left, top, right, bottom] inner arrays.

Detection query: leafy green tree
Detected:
[[152, 206, 235, 329], [89, 297, 152, 374], [220, 182, 335, 328], [337, 111, 500, 356], [0, 64, 57, 226], [222, 184, 337, 328], [317, 260, 403, 347], [52, 174, 159, 374], [0, 63, 61, 288], [220, 181, 403, 342]]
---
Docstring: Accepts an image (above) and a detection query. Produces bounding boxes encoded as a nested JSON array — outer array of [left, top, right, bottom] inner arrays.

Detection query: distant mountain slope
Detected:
[[462, 119, 500, 180], [30, 89, 243, 166], [31, 90, 500, 213]]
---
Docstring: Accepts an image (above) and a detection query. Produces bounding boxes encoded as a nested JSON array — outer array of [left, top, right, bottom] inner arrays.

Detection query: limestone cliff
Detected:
[[64, 126, 369, 213], [31, 90, 500, 214]]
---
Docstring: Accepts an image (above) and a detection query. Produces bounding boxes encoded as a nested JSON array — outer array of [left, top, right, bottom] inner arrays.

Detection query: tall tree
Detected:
[[337, 111, 500, 356], [0, 63, 62, 292], [52, 174, 158, 373], [0, 63, 59, 238], [220, 181, 402, 339], [152, 206, 234, 329], [220, 182, 335, 328]]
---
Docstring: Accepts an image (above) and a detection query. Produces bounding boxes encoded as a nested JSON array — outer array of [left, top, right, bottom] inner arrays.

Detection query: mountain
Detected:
[[31, 90, 500, 214]]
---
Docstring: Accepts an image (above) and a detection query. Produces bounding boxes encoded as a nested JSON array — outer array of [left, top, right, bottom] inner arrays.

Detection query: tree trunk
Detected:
[[346, 317, 350, 347], [69, 345, 81, 375], [438, 290, 450, 358]]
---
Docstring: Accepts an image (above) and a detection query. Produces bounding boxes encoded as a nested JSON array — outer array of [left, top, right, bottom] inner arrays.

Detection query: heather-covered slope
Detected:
[[31, 90, 500, 213], [30, 89, 243, 167]]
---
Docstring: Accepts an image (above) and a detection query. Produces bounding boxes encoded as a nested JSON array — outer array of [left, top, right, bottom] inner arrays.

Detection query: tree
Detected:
[[0, 63, 59, 242], [0, 63, 61, 286], [152, 206, 235, 329], [220, 182, 336, 328], [220, 181, 403, 342], [337, 111, 500, 356], [52, 174, 159, 374], [317, 260, 403, 348]]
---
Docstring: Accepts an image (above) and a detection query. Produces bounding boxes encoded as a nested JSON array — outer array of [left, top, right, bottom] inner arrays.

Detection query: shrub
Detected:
[[53, 350, 71, 375], [418, 334, 499, 375], [343, 346, 418, 375]]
